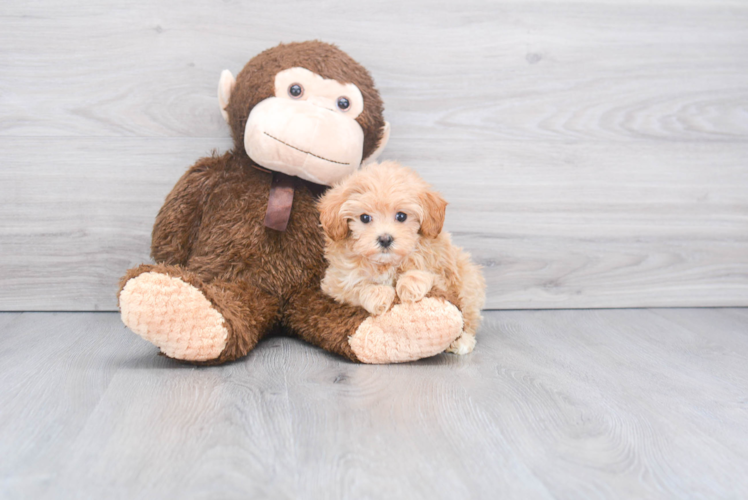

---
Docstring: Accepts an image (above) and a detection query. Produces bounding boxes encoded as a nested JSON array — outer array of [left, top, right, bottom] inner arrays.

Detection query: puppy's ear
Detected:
[[418, 190, 447, 238], [318, 186, 350, 241]]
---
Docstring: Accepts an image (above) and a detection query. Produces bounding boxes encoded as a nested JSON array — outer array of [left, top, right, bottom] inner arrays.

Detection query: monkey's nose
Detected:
[[377, 234, 394, 248], [307, 95, 336, 112]]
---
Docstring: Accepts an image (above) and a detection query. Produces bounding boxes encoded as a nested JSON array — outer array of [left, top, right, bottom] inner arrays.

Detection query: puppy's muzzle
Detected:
[[377, 234, 394, 249]]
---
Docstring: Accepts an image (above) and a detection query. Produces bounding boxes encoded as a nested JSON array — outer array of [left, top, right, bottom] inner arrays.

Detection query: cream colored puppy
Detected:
[[318, 161, 486, 355]]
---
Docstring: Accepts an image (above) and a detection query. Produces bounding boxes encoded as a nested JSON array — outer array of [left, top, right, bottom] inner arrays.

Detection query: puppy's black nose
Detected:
[[377, 234, 394, 248]]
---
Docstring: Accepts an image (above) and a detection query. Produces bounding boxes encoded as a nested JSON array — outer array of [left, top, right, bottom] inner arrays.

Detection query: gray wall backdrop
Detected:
[[1, 0, 747, 311]]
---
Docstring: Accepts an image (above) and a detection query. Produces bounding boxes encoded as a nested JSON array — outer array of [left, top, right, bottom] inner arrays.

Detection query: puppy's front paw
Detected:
[[446, 334, 476, 355], [396, 270, 435, 303], [360, 285, 396, 315]]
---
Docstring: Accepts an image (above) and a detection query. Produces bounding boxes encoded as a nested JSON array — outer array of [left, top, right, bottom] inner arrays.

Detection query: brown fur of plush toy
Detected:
[[119, 151, 366, 364]]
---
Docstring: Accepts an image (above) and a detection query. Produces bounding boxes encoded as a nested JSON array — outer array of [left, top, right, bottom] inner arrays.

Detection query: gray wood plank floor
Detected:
[[1, 309, 746, 499]]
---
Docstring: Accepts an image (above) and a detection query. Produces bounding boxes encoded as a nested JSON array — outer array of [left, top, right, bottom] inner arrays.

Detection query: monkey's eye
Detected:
[[336, 97, 350, 111], [360, 214, 372, 224], [288, 84, 304, 98], [396, 212, 407, 222]]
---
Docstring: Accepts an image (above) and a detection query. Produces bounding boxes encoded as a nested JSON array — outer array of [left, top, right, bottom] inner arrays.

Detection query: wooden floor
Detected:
[[1, 309, 746, 499]]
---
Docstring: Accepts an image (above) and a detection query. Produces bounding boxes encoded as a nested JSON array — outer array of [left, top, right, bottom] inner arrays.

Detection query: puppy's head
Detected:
[[318, 161, 447, 265]]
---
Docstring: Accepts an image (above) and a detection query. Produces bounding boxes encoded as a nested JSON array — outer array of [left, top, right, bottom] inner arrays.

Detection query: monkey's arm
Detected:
[[286, 285, 462, 364], [151, 157, 221, 266]]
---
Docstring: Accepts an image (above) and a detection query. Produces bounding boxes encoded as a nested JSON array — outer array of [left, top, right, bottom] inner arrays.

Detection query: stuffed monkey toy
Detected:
[[118, 41, 463, 364]]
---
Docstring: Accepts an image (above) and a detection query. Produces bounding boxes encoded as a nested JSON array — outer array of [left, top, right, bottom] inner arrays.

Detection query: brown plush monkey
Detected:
[[118, 41, 463, 364]]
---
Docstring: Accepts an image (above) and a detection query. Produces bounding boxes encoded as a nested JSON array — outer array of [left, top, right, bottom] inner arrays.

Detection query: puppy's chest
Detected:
[[368, 267, 397, 286]]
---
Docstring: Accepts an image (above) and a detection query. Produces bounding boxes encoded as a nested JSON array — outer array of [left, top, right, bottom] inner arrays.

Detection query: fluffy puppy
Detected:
[[318, 161, 486, 355]]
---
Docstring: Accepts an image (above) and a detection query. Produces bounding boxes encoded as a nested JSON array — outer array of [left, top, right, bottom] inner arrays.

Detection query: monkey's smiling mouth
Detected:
[[263, 132, 349, 165]]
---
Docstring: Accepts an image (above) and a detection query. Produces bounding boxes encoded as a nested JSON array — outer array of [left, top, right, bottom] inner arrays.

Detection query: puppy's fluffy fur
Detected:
[[318, 161, 486, 355]]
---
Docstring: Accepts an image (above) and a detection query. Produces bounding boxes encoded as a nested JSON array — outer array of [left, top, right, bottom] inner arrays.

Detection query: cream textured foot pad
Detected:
[[119, 272, 228, 361], [349, 298, 463, 364]]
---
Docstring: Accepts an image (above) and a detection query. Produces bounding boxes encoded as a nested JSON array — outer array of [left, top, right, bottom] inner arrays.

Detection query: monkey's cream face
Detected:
[[243, 67, 366, 186]]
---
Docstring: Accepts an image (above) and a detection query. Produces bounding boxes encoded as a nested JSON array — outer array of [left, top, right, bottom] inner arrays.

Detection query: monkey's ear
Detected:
[[217, 69, 236, 123], [362, 121, 390, 166], [318, 188, 351, 241], [418, 190, 447, 238]]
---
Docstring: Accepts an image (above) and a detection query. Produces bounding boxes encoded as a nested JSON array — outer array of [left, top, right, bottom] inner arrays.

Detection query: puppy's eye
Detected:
[[336, 97, 350, 111], [360, 214, 372, 224], [396, 212, 407, 222], [288, 84, 303, 98]]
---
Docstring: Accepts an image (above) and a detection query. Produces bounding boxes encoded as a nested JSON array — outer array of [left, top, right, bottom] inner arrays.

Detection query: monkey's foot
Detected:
[[119, 272, 228, 361], [348, 298, 463, 364]]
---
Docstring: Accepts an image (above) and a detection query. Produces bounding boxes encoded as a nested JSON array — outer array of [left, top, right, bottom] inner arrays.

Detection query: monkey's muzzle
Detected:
[[244, 97, 365, 186]]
